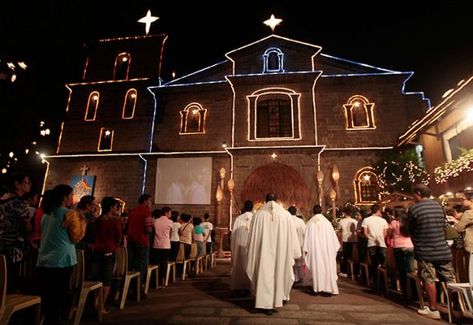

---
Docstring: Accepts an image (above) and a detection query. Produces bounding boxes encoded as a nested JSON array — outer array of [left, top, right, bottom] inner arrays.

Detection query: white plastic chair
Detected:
[[447, 252, 473, 323]]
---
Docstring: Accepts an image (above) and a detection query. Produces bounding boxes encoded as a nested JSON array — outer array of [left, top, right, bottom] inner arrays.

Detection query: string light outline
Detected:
[[179, 102, 207, 135], [353, 167, 380, 204], [263, 47, 285, 73], [122, 88, 138, 119], [113, 52, 131, 80], [84, 91, 100, 121], [138, 154, 147, 194], [312, 72, 322, 145], [225, 76, 236, 147], [97, 127, 114, 152], [246, 87, 301, 141], [399, 75, 473, 145], [342, 95, 376, 130], [68, 77, 150, 87], [148, 86, 158, 152], [164, 60, 228, 85], [225, 34, 322, 76]]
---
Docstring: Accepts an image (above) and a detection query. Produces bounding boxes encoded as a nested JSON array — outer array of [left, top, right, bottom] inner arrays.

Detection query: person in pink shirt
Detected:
[[387, 206, 414, 296], [151, 207, 172, 287]]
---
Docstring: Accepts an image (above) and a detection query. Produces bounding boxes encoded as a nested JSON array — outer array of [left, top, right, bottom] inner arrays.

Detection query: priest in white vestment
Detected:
[[303, 204, 341, 295], [288, 206, 306, 282], [246, 193, 301, 313], [230, 200, 254, 291]]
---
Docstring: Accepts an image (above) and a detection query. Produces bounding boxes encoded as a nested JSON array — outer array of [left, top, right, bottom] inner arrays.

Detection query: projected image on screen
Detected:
[[155, 157, 212, 205]]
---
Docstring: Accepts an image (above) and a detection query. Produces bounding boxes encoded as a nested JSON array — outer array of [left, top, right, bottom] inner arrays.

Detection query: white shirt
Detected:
[[171, 222, 181, 242], [201, 221, 213, 242], [362, 215, 388, 248], [338, 217, 358, 243]]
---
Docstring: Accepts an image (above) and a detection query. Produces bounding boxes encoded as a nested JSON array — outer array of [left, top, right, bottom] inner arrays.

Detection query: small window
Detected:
[[85, 91, 99, 121], [179, 103, 207, 135], [263, 48, 284, 73], [354, 167, 379, 204], [98, 128, 114, 152], [442, 119, 473, 162], [122, 89, 137, 119], [343, 95, 376, 130], [256, 96, 292, 138], [415, 144, 425, 168], [113, 52, 131, 80]]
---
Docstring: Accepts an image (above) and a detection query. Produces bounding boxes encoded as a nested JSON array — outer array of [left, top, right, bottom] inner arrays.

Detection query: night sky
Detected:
[[1, 1, 473, 181]]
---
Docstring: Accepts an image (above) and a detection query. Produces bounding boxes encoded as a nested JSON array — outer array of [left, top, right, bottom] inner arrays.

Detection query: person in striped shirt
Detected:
[[408, 184, 456, 320]]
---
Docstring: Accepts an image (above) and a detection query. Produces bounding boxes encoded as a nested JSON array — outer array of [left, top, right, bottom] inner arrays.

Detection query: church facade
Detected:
[[44, 33, 428, 230]]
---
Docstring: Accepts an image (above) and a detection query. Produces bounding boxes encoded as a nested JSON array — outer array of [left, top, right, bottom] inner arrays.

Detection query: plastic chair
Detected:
[[447, 252, 473, 323], [165, 261, 176, 287], [112, 246, 141, 309], [0, 255, 41, 325], [144, 265, 159, 294], [69, 250, 103, 325]]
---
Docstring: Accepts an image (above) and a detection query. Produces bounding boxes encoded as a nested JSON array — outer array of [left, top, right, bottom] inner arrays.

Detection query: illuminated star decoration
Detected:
[[263, 14, 283, 33], [138, 10, 159, 35]]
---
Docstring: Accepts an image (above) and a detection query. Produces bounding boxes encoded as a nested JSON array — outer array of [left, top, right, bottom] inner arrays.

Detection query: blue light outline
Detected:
[[263, 47, 284, 73]]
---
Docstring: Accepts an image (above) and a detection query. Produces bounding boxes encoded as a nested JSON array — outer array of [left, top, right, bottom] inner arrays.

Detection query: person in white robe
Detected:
[[230, 200, 254, 291], [303, 204, 341, 295], [288, 206, 306, 282], [246, 193, 301, 314]]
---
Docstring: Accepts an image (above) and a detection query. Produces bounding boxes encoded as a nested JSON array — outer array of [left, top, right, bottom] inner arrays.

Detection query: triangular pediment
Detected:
[[225, 34, 322, 59], [163, 34, 403, 86]]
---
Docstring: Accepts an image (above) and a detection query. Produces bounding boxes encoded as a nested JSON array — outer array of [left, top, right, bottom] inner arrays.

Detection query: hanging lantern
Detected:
[[316, 170, 324, 183], [329, 188, 337, 201], [227, 178, 235, 193], [219, 167, 226, 180], [216, 185, 224, 202], [332, 164, 340, 182]]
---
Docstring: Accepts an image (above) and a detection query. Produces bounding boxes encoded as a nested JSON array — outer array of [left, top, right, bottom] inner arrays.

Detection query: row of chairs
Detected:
[[0, 243, 218, 325], [109, 243, 217, 311], [346, 243, 473, 323]]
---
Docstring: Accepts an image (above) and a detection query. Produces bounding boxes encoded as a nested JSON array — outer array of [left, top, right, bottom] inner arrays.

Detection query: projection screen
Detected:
[[155, 157, 212, 205]]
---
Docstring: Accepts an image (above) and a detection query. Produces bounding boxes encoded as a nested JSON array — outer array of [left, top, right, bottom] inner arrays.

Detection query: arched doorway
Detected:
[[241, 162, 310, 211]]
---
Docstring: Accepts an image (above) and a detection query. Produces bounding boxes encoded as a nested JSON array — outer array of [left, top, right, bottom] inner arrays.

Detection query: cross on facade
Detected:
[[80, 165, 89, 176]]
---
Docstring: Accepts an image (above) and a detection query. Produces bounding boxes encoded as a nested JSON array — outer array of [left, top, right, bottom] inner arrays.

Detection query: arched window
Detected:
[[343, 95, 376, 130], [122, 89, 137, 119], [84, 91, 99, 121], [179, 103, 207, 135], [247, 88, 301, 141], [263, 48, 284, 73], [97, 127, 114, 152], [354, 167, 380, 204], [113, 52, 131, 80], [257, 95, 292, 138]]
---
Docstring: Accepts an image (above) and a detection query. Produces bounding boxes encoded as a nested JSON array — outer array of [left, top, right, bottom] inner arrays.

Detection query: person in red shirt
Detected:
[[91, 197, 122, 314], [126, 194, 153, 289]]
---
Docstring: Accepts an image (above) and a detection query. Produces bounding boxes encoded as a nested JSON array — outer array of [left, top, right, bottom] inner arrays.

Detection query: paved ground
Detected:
[[82, 258, 455, 324]]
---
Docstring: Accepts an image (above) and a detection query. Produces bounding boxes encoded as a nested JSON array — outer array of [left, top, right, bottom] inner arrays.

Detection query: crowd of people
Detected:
[[230, 185, 473, 320], [2, 170, 473, 322], [0, 171, 215, 324]]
